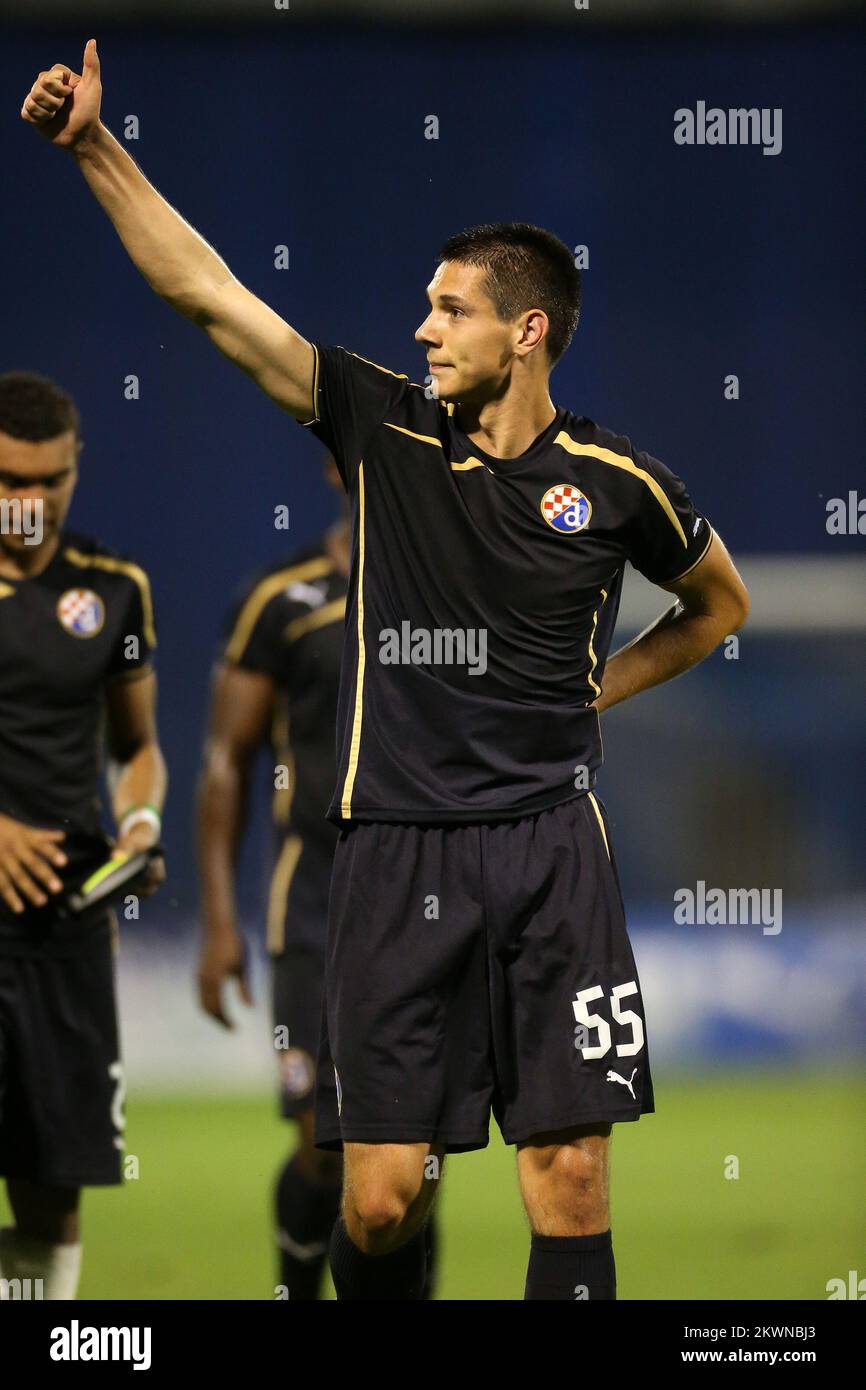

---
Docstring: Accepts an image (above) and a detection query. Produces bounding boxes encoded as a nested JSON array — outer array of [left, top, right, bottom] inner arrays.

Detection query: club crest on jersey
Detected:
[[57, 588, 105, 638], [540, 484, 591, 535]]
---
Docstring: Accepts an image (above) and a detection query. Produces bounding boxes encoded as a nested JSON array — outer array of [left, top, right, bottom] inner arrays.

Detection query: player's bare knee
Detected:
[[343, 1150, 431, 1248], [547, 1140, 607, 1197], [345, 1183, 414, 1249], [519, 1129, 610, 1198]]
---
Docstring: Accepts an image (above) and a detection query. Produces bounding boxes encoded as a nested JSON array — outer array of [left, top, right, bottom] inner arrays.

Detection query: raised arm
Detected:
[[21, 40, 315, 419]]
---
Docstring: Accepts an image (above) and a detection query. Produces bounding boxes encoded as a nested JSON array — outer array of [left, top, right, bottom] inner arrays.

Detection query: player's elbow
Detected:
[[176, 286, 219, 328], [703, 571, 749, 637], [706, 584, 749, 651], [171, 272, 236, 329], [726, 576, 750, 633]]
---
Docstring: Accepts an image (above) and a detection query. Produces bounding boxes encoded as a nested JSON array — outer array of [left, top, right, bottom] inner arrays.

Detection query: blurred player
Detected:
[[0, 371, 165, 1299], [197, 467, 345, 1302], [21, 46, 749, 1300], [197, 461, 439, 1295], [196, 458, 439, 1299]]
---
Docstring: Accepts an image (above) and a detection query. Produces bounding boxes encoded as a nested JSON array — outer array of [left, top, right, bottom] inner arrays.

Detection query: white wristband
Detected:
[[118, 805, 162, 841]]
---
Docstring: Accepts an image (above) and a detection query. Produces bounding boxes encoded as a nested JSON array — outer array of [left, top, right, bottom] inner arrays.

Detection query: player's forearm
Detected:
[[110, 740, 167, 838], [594, 604, 732, 714], [72, 122, 234, 318], [196, 754, 250, 936]]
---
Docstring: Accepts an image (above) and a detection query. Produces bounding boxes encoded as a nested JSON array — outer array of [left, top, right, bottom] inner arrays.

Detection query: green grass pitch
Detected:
[[2, 1070, 862, 1300]]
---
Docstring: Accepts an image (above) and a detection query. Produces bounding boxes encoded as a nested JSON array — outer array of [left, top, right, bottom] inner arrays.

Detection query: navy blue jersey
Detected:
[[0, 531, 156, 950], [221, 543, 347, 854], [298, 344, 712, 825]]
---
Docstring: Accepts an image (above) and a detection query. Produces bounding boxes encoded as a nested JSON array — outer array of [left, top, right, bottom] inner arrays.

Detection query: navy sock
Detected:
[[524, 1229, 616, 1301], [328, 1215, 427, 1301], [421, 1215, 439, 1300], [275, 1155, 342, 1300]]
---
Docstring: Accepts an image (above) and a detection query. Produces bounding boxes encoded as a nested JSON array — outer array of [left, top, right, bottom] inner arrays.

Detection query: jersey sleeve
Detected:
[[625, 449, 713, 585], [107, 566, 157, 679], [221, 579, 288, 681], [297, 342, 410, 488]]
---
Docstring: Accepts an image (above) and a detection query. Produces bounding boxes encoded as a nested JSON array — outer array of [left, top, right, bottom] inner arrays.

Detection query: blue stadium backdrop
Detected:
[[1, 18, 864, 1083]]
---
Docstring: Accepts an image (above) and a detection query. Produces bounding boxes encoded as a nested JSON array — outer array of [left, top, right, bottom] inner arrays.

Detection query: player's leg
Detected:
[[341, 1139, 444, 1252], [421, 1198, 439, 1299], [328, 1140, 444, 1300], [516, 1124, 616, 1300], [272, 945, 342, 1300], [275, 1110, 342, 1300], [0, 991, 81, 1298], [320, 820, 490, 1300], [0, 1179, 82, 1299], [5, 1178, 80, 1240], [485, 794, 653, 1301], [0, 927, 124, 1301]]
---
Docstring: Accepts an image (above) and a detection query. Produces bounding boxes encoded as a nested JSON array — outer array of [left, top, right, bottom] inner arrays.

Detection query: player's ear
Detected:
[[525, 308, 549, 353]]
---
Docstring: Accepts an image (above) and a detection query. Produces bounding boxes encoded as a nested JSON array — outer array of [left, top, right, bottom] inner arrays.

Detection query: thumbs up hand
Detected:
[[20, 38, 103, 151]]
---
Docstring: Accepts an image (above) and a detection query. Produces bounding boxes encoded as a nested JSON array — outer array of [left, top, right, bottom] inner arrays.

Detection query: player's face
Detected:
[[415, 261, 527, 404], [0, 429, 79, 556]]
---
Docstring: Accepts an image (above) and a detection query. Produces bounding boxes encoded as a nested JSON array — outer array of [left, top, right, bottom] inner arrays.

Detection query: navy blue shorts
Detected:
[[0, 925, 123, 1186], [272, 945, 326, 1120], [267, 831, 333, 1120], [314, 793, 654, 1153]]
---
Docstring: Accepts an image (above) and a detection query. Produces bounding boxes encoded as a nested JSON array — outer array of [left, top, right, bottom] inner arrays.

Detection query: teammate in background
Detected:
[[196, 455, 439, 1299], [0, 372, 165, 1300], [22, 47, 749, 1301]]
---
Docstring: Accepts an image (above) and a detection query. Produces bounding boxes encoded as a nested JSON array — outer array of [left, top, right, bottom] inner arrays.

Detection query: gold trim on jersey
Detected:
[[0, 582, 14, 599], [298, 342, 321, 428], [266, 833, 303, 954], [63, 546, 157, 649], [349, 351, 410, 382], [340, 461, 367, 818], [587, 587, 609, 697], [301, 343, 436, 437], [665, 525, 715, 584], [224, 557, 332, 664], [283, 595, 346, 645], [553, 433, 687, 548], [384, 421, 442, 448], [450, 457, 493, 473], [587, 792, 611, 860], [271, 698, 295, 828], [350, 351, 429, 394]]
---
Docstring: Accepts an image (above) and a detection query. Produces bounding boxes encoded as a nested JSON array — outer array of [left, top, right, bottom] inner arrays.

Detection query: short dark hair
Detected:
[[0, 371, 80, 442], [437, 222, 581, 366]]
